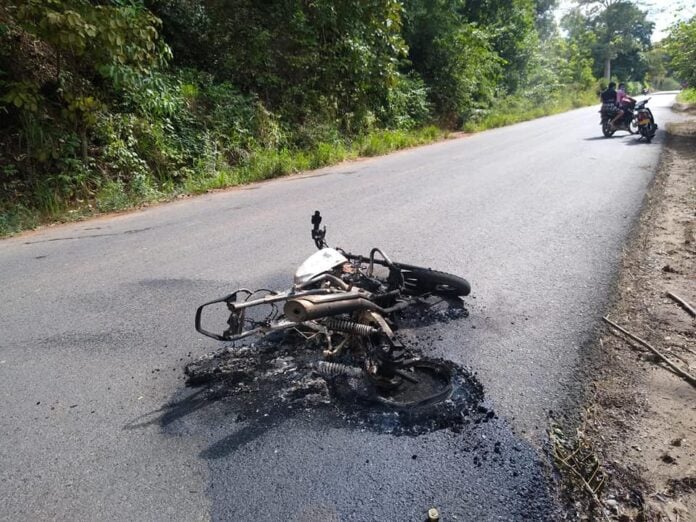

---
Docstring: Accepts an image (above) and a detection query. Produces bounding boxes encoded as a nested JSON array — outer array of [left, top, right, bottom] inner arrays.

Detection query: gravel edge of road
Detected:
[[553, 106, 696, 520]]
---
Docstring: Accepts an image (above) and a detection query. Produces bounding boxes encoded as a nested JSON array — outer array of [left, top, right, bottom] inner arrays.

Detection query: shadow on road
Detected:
[[123, 388, 215, 430], [622, 136, 655, 146], [583, 134, 631, 141]]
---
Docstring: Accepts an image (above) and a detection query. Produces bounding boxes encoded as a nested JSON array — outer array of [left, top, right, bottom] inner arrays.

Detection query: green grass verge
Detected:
[[677, 88, 696, 104], [0, 125, 447, 237], [0, 94, 597, 238], [462, 89, 598, 132]]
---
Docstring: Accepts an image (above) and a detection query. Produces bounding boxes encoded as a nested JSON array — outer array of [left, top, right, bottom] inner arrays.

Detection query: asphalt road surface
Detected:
[[0, 93, 684, 521]]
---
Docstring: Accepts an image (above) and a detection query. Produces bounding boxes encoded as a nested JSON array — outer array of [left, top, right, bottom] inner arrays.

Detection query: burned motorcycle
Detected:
[[634, 98, 658, 143], [195, 211, 471, 407]]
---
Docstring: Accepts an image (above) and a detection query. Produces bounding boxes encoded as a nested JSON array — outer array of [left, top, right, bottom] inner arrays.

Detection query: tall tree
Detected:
[[572, 0, 653, 80], [150, 0, 407, 129], [560, 8, 597, 87], [534, 0, 559, 40], [460, 0, 539, 92], [402, 0, 501, 124]]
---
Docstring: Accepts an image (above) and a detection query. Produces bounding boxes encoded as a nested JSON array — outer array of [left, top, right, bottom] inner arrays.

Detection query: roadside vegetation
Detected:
[[677, 88, 696, 104], [0, 0, 693, 236]]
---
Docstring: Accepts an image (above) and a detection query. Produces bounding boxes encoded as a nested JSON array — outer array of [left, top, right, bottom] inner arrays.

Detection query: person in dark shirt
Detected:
[[601, 82, 621, 128], [601, 82, 617, 104]]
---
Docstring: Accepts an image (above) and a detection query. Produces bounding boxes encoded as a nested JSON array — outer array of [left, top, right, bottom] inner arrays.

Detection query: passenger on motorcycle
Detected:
[[617, 83, 635, 106], [611, 83, 636, 128]]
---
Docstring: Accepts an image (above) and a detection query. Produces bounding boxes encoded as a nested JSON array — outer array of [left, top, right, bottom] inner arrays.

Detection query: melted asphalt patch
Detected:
[[158, 303, 559, 520]]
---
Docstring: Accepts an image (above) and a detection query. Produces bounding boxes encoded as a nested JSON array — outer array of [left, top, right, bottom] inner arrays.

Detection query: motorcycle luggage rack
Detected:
[[195, 286, 355, 341]]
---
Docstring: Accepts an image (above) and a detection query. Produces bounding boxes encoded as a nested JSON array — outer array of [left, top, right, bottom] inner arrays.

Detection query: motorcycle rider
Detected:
[[601, 82, 619, 125]]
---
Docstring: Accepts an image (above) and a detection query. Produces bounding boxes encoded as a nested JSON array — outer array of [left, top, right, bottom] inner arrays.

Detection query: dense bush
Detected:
[[1, 0, 665, 236], [665, 16, 696, 86]]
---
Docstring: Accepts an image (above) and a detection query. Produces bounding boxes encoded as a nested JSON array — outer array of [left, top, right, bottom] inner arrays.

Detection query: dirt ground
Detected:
[[572, 110, 696, 521]]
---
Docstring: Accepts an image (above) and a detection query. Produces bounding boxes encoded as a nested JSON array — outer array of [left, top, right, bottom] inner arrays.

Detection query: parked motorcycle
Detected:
[[634, 98, 658, 143], [600, 97, 658, 142], [195, 211, 471, 407]]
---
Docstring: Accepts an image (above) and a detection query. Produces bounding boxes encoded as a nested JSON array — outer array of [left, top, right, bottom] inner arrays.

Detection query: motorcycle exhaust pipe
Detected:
[[284, 297, 382, 322]]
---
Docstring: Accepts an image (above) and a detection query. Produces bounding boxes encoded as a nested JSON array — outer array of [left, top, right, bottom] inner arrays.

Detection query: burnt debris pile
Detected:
[[184, 301, 490, 435]]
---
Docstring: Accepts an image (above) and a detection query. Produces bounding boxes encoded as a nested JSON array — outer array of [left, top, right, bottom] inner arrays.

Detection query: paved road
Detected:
[[0, 94, 682, 520]]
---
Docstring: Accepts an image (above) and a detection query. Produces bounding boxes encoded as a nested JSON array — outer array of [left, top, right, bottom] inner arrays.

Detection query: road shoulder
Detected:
[[561, 111, 696, 520]]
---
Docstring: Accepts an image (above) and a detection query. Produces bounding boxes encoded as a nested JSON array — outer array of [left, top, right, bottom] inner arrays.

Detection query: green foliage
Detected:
[[664, 16, 696, 86], [565, 1, 653, 80], [403, 0, 502, 125], [460, 0, 540, 92], [353, 126, 442, 156], [378, 72, 432, 130], [462, 86, 598, 132], [153, 0, 407, 132], [560, 9, 598, 88], [0, 203, 38, 236], [1, 81, 41, 111], [4, 0, 663, 236], [643, 45, 670, 89], [677, 88, 696, 104], [534, 0, 559, 40], [14, 0, 170, 87], [658, 78, 683, 91]]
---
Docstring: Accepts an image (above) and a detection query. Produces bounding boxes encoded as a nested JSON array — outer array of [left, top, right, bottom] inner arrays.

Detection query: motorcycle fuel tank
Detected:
[[294, 248, 348, 285]]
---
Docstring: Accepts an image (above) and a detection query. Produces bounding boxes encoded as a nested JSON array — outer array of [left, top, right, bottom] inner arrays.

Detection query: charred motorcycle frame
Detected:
[[195, 212, 471, 407]]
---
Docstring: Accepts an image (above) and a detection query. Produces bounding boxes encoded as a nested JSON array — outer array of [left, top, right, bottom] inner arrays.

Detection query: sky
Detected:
[[555, 0, 696, 41]]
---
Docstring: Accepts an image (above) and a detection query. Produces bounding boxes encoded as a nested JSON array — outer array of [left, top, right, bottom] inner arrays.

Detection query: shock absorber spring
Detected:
[[314, 361, 364, 379], [322, 318, 378, 336]]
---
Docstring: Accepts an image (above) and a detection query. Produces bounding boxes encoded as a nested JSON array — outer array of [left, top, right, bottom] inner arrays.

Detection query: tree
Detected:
[[534, 0, 559, 40], [149, 0, 407, 130], [664, 16, 696, 86], [459, 0, 539, 92], [571, 0, 653, 80], [402, 0, 502, 124], [1, 0, 170, 171], [642, 45, 670, 88]]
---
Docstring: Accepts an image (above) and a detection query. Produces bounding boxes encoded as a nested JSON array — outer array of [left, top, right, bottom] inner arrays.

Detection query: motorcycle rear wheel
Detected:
[[639, 127, 652, 143], [601, 122, 615, 137], [373, 359, 454, 409]]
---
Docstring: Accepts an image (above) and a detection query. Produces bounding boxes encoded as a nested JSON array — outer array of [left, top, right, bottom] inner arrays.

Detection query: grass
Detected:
[[0, 205, 39, 236], [178, 126, 445, 194], [463, 88, 598, 132], [677, 88, 696, 104], [0, 98, 595, 238], [353, 126, 442, 156], [0, 125, 450, 236]]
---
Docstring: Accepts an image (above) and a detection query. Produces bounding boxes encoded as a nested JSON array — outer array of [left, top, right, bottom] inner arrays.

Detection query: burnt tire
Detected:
[[374, 359, 454, 409], [402, 268, 471, 297]]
